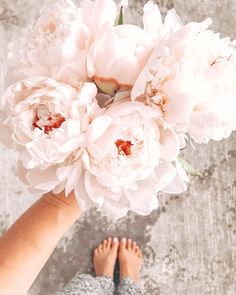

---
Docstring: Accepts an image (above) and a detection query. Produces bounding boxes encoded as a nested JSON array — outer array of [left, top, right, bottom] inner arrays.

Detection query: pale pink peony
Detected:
[[87, 24, 154, 95], [7, 0, 118, 86], [80, 0, 117, 40], [132, 19, 236, 143], [0, 26, 8, 97], [74, 100, 186, 218], [86, 1, 181, 97], [143, 1, 182, 40], [0, 77, 100, 193]]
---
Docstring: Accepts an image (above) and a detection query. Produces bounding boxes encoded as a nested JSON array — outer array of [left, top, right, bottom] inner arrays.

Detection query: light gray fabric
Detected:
[[54, 273, 144, 295], [116, 278, 144, 295], [54, 274, 114, 295]]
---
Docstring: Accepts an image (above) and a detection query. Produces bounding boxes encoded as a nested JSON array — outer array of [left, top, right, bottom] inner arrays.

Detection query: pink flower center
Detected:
[[33, 113, 65, 134], [115, 139, 133, 156]]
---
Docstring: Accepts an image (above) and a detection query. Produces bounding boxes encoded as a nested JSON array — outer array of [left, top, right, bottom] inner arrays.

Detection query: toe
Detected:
[[107, 237, 112, 249], [127, 239, 132, 250], [134, 244, 140, 252], [135, 244, 141, 253], [132, 241, 137, 251], [120, 238, 127, 251], [137, 250, 143, 259], [94, 248, 99, 256], [135, 246, 139, 254], [103, 239, 108, 250], [98, 244, 103, 252], [112, 237, 119, 250]]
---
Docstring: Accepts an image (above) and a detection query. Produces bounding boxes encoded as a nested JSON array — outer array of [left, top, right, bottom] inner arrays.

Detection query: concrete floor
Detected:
[[0, 0, 236, 294]]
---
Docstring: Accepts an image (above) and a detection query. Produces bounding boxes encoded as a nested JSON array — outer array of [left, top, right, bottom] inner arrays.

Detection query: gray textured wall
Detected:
[[0, 0, 235, 294]]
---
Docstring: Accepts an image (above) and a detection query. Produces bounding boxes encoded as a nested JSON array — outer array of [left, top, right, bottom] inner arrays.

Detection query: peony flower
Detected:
[[74, 100, 185, 218], [7, 0, 118, 86], [87, 24, 154, 96], [0, 26, 8, 97], [143, 0, 182, 41], [80, 0, 117, 40], [0, 77, 100, 193], [132, 19, 236, 143], [86, 1, 181, 97]]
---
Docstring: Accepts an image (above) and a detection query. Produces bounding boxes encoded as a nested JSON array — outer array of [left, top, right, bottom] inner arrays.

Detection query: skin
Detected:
[[93, 237, 143, 283], [0, 190, 143, 295], [0, 191, 82, 295]]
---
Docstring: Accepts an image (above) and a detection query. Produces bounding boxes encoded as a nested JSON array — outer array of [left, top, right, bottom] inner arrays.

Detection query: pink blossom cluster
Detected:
[[0, 0, 235, 218]]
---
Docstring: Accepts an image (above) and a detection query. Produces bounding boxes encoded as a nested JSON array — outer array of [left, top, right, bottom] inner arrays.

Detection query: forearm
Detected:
[[0, 191, 82, 295]]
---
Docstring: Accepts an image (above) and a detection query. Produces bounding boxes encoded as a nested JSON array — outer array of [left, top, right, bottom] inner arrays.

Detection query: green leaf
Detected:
[[178, 157, 203, 177], [116, 6, 124, 25]]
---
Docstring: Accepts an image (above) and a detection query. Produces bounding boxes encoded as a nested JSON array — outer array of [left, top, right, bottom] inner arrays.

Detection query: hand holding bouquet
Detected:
[[0, 0, 235, 219]]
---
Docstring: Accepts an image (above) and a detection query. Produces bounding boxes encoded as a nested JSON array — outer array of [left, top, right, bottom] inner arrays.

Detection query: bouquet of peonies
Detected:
[[0, 0, 235, 219]]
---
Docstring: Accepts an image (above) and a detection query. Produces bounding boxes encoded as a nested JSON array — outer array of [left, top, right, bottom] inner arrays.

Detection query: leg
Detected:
[[116, 278, 144, 295], [54, 237, 119, 295], [117, 238, 144, 295], [54, 273, 113, 295], [93, 237, 119, 293]]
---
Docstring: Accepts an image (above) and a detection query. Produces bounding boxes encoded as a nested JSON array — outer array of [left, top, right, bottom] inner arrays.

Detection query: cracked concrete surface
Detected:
[[0, 0, 235, 294]]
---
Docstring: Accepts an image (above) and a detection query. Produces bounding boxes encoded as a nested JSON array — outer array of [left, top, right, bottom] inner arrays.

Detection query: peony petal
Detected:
[[164, 9, 182, 31], [26, 166, 59, 191], [100, 197, 129, 220], [86, 116, 112, 143], [74, 170, 94, 211], [81, 0, 117, 39], [124, 175, 159, 212], [84, 171, 105, 206], [162, 173, 188, 194], [143, 1, 163, 38], [0, 125, 15, 149], [160, 127, 180, 161], [155, 162, 177, 191]]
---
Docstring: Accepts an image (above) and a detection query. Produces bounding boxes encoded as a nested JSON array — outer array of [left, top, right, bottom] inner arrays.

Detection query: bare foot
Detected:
[[118, 238, 143, 283], [93, 237, 119, 278]]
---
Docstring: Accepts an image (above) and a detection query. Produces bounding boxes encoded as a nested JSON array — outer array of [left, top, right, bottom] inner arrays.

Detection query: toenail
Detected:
[[113, 237, 118, 242], [122, 238, 127, 242]]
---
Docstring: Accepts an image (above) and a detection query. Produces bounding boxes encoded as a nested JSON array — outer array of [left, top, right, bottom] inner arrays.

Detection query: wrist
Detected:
[[42, 191, 82, 224]]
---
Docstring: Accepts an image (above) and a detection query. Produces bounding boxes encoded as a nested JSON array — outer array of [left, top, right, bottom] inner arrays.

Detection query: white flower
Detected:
[[132, 19, 236, 143], [87, 24, 154, 95], [0, 77, 100, 193], [143, 0, 182, 40], [7, 0, 118, 86], [74, 100, 184, 219], [86, 1, 181, 97], [80, 0, 117, 40], [0, 25, 8, 97]]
